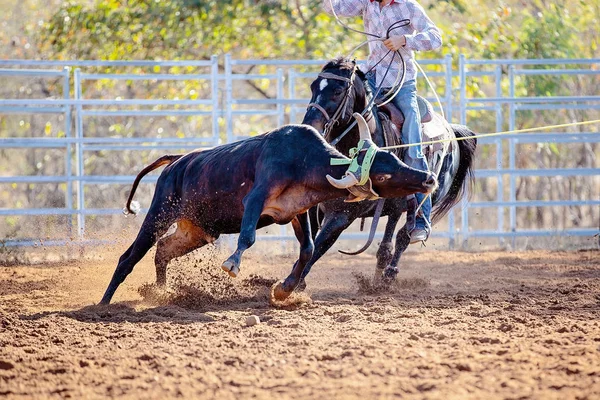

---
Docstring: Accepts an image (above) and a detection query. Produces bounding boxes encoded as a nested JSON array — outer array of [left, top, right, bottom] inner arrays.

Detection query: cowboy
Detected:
[[323, 0, 442, 243]]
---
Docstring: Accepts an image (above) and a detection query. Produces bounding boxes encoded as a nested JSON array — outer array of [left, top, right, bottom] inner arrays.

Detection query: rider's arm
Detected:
[[322, 0, 366, 17], [403, 0, 442, 51]]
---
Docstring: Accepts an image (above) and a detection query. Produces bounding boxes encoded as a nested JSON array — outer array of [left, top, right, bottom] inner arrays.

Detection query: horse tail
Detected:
[[123, 155, 183, 215], [431, 124, 477, 224]]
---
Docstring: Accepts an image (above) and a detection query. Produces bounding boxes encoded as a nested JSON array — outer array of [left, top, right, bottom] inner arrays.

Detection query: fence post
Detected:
[[289, 68, 297, 124], [458, 54, 466, 126], [62, 67, 74, 240], [211, 55, 220, 145], [73, 68, 85, 241], [225, 54, 234, 143], [444, 54, 453, 122], [277, 68, 285, 127], [508, 64, 517, 248], [494, 65, 503, 134], [492, 64, 506, 247]]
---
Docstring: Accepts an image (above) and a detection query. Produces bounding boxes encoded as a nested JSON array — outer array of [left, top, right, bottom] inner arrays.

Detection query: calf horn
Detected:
[[326, 172, 359, 189], [326, 113, 374, 189], [353, 112, 371, 142]]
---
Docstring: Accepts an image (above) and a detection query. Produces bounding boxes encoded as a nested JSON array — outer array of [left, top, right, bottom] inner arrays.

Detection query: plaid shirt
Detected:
[[323, 0, 442, 87]]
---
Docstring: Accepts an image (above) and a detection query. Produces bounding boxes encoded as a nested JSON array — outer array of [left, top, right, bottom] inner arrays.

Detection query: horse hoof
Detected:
[[383, 266, 399, 282], [272, 281, 292, 301], [373, 268, 384, 285], [221, 260, 239, 278]]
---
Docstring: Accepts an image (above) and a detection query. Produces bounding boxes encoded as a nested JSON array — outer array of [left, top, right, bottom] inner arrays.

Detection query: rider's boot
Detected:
[[410, 192, 431, 244]]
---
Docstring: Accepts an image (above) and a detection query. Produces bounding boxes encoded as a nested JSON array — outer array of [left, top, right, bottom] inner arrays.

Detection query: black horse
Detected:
[[297, 57, 477, 286]]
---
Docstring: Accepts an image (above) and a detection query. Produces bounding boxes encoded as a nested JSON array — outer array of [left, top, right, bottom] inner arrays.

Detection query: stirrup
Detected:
[[409, 227, 430, 244]]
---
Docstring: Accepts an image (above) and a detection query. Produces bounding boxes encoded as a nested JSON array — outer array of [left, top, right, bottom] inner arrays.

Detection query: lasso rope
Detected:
[[325, 0, 446, 232], [381, 119, 600, 150]]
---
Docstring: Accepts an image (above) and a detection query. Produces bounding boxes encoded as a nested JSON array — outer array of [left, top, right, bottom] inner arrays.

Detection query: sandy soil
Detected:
[[0, 246, 599, 399]]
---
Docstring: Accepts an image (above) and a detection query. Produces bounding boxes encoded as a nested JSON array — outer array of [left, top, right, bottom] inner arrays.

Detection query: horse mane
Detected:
[[322, 57, 370, 90], [322, 56, 355, 73]]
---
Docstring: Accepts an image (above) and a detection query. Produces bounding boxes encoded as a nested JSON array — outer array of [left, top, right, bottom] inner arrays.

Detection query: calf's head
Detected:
[[327, 113, 437, 201]]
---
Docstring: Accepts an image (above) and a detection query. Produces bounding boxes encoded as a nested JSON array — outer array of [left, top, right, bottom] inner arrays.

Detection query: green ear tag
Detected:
[[357, 145, 377, 185], [329, 139, 377, 185], [330, 158, 352, 166], [330, 140, 363, 166]]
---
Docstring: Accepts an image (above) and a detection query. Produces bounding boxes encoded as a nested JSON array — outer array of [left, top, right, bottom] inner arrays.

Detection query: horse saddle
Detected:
[[376, 96, 451, 175], [378, 95, 434, 129]]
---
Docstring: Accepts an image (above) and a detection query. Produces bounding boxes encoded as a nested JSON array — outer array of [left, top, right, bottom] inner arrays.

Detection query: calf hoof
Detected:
[[296, 278, 307, 292], [98, 296, 112, 305], [221, 260, 240, 278], [272, 281, 292, 301]]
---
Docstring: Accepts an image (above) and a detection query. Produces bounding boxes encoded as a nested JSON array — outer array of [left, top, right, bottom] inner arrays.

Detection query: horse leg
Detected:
[[374, 210, 401, 283], [382, 224, 411, 282], [379, 196, 416, 282], [154, 219, 217, 287], [276, 212, 314, 296], [294, 212, 355, 291]]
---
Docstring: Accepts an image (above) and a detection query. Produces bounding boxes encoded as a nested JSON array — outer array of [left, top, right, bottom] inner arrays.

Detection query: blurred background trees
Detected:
[[2, 0, 598, 61]]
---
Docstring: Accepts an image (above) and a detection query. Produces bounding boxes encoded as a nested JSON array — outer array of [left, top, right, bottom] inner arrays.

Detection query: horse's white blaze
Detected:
[[319, 79, 328, 91]]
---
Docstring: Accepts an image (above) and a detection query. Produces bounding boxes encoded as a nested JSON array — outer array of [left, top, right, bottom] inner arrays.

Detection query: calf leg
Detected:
[[277, 212, 313, 296], [100, 211, 173, 305], [154, 219, 217, 287], [221, 187, 268, 278], [380, 197, 416, 282]]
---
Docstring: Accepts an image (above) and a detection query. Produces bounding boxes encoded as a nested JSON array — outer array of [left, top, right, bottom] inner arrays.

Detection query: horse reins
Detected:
[[325, 53, 404, 147]]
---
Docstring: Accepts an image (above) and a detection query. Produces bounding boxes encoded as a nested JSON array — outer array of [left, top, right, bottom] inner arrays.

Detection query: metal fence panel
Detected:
[[0, 55, 598, 248]]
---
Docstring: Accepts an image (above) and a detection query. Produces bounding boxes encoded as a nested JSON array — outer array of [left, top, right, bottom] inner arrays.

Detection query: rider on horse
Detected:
[[323, 0, 442, 243]]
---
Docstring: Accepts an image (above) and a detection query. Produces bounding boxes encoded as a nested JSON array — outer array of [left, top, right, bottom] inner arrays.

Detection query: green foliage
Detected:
[[38, 0, 361, 61], [2, 0, 597, 63]]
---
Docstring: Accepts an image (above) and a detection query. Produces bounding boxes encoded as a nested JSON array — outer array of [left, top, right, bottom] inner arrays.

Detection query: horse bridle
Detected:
[[306, 66, 357, 139]]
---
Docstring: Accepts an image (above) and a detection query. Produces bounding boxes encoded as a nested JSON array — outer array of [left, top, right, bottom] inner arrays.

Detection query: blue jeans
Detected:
[[367, 74, 431, 231]]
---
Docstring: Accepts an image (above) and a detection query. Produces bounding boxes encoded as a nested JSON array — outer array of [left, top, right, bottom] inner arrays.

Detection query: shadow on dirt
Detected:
[[20, 303, 218, 324], [15, 259, 600, 324], [19, 274, 284, 324]]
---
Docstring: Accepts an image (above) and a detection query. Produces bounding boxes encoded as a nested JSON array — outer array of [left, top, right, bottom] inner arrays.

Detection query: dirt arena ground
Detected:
[[0, 246, 599, 399]]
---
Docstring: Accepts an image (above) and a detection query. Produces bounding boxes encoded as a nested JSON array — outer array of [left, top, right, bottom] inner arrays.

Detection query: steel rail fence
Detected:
[[0, 55, 598, 248]]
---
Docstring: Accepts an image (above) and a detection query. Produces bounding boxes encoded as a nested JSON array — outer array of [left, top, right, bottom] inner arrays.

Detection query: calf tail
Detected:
[[123, 155, 183, 215]]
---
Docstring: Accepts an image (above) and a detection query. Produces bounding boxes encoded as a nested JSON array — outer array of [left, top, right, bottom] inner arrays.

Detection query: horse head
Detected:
[[303, 57, 376, 152]]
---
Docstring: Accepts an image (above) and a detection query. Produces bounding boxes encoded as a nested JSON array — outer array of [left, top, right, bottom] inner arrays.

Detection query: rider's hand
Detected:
[[383, 35, 406, 51]]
